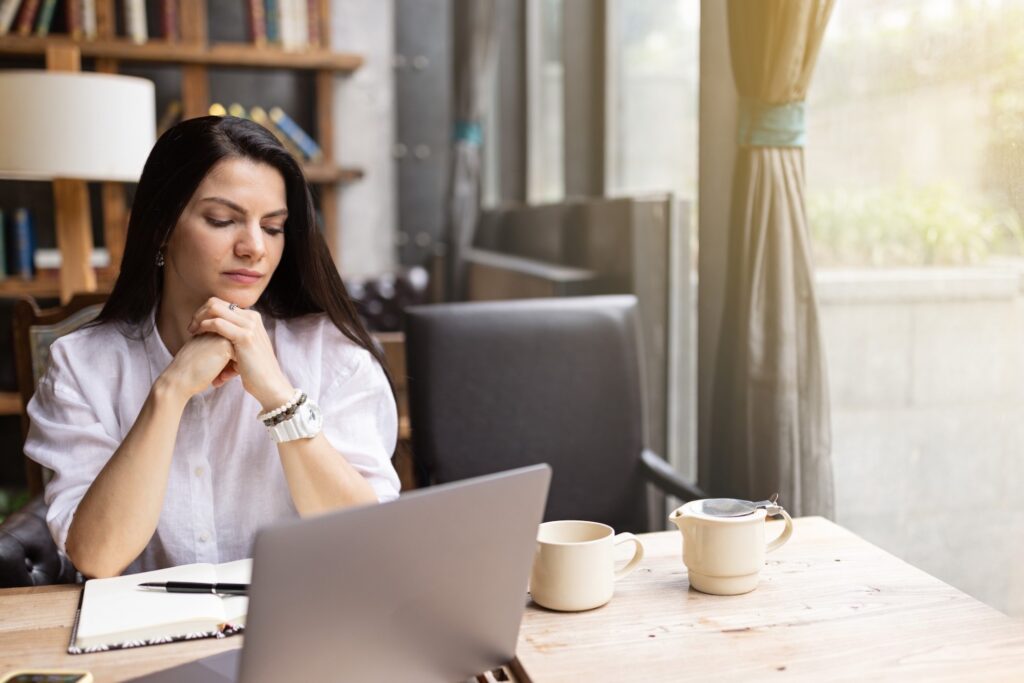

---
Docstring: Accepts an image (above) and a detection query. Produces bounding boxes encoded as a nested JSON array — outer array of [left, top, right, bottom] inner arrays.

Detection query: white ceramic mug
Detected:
[[668, 500, 793, 596], [530, 520, 645, 611]]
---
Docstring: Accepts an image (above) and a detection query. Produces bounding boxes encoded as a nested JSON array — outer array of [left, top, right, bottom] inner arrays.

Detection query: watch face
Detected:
[[304, 402, 323, 431]]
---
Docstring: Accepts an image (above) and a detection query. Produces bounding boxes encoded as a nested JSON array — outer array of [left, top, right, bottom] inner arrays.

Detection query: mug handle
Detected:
[[613, 533, 645, 580], [766, 509, 794, 553]]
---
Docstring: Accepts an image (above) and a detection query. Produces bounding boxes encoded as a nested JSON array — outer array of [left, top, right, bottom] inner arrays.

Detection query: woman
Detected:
[[25, 116, 401, 578]]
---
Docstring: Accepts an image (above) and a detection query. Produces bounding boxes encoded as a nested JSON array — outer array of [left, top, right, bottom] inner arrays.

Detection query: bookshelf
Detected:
[[0, 0, 362, 300]]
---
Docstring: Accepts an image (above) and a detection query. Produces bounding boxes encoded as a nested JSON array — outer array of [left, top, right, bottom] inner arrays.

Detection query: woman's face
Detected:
[[163, 158, 288, 310]]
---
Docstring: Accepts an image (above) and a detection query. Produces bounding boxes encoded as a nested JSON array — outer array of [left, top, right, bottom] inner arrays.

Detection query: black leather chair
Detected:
[[0, 497, 78, 586], [405, 295, 706, 533], [0, 294, 105, 588]]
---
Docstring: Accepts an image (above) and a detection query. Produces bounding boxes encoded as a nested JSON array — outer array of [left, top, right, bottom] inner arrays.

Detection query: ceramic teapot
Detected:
[[668, 496, 793, 595]]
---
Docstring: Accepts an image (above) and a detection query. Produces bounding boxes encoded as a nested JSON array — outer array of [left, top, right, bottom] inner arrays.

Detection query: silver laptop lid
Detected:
[[239, 464, 551, 683]]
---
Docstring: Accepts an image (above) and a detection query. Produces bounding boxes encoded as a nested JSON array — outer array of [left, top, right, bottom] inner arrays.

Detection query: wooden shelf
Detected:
[[0, 36, 364, 72], [0, 392, 21, 416], [302, 163, 364, 184], [0, 271, 116, 299]]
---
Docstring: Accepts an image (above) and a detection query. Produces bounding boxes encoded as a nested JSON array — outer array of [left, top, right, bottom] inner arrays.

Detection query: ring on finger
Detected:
[[228, 303, 238, 311]]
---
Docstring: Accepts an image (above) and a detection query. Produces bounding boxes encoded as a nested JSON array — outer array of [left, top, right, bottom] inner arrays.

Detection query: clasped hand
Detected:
[[171, 297, 294, 411]]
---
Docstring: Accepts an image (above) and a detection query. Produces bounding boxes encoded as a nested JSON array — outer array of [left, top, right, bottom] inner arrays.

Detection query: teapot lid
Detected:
[[695, 493, 784, 518]]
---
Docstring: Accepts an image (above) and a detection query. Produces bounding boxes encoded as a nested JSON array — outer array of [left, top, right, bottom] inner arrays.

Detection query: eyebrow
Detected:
[[200, 196, 288, 219]]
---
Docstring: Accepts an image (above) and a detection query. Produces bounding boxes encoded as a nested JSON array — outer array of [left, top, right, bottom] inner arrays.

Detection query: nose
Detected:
[[234, 219, 267, 261]]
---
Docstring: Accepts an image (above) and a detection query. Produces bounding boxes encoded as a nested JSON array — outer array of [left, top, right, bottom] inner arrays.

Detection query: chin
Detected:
[[212, 287, 264, 308]]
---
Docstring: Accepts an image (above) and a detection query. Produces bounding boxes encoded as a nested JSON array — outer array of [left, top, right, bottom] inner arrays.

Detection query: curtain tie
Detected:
[[737, 98, 805, 148], [454, 120, 483, 146]]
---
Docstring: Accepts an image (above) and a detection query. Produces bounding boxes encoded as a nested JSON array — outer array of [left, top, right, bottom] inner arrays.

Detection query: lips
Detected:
[[223, 270, 263, 285]]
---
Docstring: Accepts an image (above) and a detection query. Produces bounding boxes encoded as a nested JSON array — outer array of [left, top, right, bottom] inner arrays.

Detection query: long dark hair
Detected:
[[97, 115, 390, 383]]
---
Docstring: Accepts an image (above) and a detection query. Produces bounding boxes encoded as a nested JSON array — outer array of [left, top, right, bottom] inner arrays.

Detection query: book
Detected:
[[68, 559, 251, 653], [160, 0, 177, 41], [34, 0, 56, 36], [246, 0, 265, 46], [269, 106, 323, 161], [264, 0, 279, 43], [15, 0, 40, 35], [250, 105, 305, 160], [81, 0, 96, 39], [0, 209, 7, 280], [7, 208, 36, 279], [0, 0, 22, 35], [124, 0, 146, 44], [306, 0, 320, 48], [67, 0, 82, 39], [156, 99, 182, 137]]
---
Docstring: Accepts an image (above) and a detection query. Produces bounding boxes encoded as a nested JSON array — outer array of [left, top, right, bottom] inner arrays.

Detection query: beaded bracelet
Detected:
[[257, 388, 303, 423], [263, 393, 307, 427]]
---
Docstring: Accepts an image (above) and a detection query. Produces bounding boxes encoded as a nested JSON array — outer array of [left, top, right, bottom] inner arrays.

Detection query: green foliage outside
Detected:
[[0, 488, 30, 525], [807, 185, 1024, 268]]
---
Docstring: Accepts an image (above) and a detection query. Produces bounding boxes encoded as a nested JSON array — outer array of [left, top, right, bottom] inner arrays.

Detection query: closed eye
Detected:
[[206, 217, 233, 228], [262, 227, 285, 236]]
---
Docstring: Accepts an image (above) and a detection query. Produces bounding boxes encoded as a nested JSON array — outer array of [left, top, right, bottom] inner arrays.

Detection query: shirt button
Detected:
[[199, 533, 210, 543], [194, 466, 204, 478]]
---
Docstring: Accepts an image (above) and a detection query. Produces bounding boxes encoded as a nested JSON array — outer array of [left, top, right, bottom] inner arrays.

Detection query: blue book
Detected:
[[265, 0, 280, 43], [269, 107, 323, 161], [9, 208, 36, 279], [0, 209, 7, 279]]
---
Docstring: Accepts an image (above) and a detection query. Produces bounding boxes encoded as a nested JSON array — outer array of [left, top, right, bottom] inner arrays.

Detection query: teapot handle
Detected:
[[766, 509, 794, 553]]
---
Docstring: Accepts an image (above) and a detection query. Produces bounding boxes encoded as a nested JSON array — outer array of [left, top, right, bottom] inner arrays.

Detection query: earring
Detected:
[[156, 252, 165, 267]]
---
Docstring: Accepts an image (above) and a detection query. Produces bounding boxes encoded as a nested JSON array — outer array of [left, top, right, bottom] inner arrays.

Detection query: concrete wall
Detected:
[[819, 266, 1024, 616], [330, 0, 397, 277]]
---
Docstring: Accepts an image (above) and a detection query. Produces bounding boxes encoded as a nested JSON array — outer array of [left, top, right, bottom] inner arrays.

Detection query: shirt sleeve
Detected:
[[24, 342, 121, 554], [320, 347, 401, 503]]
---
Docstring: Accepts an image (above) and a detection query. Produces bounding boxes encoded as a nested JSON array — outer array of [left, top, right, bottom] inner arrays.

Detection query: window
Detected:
[[807, 0, 1024, 616], [526, 0, 565, 202], [606, 0, 699, 199]]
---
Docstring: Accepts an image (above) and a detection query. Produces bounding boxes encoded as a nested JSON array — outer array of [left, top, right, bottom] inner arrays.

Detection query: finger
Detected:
[[212, 365, 239, 387], [198, 317, 254, 346], [189, 299, 252, 334]]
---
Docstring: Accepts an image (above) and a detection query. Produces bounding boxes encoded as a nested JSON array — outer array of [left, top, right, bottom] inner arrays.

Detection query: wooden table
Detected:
[[517, 517, 1024, 681], [1, 517, 1023, 681]]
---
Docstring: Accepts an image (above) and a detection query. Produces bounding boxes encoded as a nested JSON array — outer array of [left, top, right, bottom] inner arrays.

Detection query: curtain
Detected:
[[710, 0, 835, 517], [448, 0, 499, 299]]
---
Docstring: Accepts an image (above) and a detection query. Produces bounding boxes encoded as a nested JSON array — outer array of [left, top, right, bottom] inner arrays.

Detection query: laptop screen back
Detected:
[[239, 464, 551, 683]]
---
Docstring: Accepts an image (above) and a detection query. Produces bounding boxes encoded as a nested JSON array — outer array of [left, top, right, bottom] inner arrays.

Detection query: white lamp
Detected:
[[0, 70, 155, 299]]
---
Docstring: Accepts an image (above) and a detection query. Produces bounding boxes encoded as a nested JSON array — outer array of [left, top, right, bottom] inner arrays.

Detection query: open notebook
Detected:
[[68, 559, 252, 654]]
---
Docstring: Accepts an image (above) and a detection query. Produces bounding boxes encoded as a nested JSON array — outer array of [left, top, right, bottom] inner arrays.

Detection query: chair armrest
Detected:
[[640, 449, 708, 502], [463, 248, 604, 300], [0, 496, 79, 588]]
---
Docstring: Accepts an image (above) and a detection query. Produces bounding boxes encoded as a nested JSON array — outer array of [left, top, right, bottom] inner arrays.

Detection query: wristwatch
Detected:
[[266, 393, 324, 443]]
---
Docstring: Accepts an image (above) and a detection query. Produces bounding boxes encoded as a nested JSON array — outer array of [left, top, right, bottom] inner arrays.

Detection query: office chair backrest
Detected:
[[13, 293, 107, 495], [405, 295, 651, 532]]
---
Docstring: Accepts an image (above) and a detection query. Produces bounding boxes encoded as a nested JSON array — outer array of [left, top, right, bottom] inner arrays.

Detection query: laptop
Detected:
[[129, 464, 551, 683]]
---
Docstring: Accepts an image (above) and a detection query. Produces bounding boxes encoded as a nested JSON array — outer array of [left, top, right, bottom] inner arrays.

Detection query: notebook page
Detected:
[[214, 558, 252, 626], [76, 563, 224, 648]]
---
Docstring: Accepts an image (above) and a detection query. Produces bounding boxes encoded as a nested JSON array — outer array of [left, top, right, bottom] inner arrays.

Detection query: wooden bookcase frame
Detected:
[[0, 0, 363, 300], [0, 0, 364, 414]]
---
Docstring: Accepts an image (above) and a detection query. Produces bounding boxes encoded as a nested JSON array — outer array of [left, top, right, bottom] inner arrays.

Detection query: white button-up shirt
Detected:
[[25, 312, 401, 574]]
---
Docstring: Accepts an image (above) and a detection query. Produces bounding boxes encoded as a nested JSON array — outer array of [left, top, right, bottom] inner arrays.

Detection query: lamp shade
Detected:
[[0, 71, 156, 182]]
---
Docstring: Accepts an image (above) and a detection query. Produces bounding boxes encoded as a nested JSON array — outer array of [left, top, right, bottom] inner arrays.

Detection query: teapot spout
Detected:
[[668, 505, 686, 530]]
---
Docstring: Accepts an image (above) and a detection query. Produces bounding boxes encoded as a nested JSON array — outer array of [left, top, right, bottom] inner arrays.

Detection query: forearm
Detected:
[[65, 377, 188, 578], [277, 433, 380, 516]]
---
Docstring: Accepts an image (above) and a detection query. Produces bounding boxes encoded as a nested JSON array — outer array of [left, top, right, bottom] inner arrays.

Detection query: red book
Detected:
[[158, 0, 177, 40], [67, 0, 82, 39], [247, 0, 266, 46], [161, 0, 178, 41], [16, 0, 42, 35], [306, 0, 319, 48]]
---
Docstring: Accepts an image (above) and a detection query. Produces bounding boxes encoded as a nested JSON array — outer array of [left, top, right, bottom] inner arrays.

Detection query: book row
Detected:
[[156, 99, 324, 162], [0, 0, 323, 50]]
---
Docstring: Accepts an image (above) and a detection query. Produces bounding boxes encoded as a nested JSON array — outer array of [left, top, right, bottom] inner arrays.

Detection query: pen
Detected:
[[137, 581, 249, 596]]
